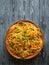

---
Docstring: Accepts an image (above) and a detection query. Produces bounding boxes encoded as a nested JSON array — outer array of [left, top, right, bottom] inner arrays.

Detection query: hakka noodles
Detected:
[[6, 21, 44, 58]]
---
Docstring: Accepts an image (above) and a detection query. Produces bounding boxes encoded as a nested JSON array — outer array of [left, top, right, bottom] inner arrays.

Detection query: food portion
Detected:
[[6, 21, 43, 58]]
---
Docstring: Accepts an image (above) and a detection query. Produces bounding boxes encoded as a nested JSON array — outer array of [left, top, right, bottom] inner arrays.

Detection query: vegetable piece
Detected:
[[9, 42, 13, 46], [36, 33, 40, 38], [22, 36, 26, 40], [22, 32, 27, 40], [24, 31, 26, 33], [17, 37, 20, 42], [31, 48, 37, 53]]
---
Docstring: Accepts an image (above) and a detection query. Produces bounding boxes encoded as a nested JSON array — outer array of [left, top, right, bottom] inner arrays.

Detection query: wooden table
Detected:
[[0, 0, 49, 65]]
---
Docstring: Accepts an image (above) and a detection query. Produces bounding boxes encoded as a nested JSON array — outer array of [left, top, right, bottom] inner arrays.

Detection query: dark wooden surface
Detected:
[[0, 0, 49, 65]]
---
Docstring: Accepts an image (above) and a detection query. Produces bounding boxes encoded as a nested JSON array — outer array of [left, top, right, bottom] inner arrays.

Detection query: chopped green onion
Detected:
[[22, 36, 26, 40], [36, 33, 40, 38], [17, 38, 20, 42]]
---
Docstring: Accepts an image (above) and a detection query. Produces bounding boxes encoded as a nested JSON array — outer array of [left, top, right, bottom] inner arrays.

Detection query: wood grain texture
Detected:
[[0, 0, 49, 65]]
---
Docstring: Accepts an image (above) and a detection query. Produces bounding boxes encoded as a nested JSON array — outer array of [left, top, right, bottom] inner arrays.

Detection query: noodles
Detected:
[[7, 21, 43, 58]]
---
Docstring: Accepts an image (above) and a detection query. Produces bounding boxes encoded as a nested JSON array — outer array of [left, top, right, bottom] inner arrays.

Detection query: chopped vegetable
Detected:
[[22, 36, 26, 40], [36, 33, 40, 38], [17, 37, 20, 42]]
